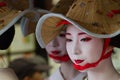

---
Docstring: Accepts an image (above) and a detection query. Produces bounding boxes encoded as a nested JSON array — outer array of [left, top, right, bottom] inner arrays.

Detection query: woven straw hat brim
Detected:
[[35, 0, 74, 48], [36, 14, 65, 48], [36, 13, 120, 48], [66, 0, 120, 37], [50, 0, 74, 14], [0, 0, 36, 35], [21, 9, 50, 36], [36, 0, 120, 48], [7, 0, 34, 10], [0, 8, 36, 36]]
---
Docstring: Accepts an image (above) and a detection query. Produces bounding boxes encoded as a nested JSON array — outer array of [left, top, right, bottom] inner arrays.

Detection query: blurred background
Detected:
[[0, 0, 120, 79], [0, 0, 60, 78]]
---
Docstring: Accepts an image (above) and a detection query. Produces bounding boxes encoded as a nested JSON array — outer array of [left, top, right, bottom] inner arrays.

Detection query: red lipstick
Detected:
[[51, 51, 60, 55], [75, 60, 84, 64]]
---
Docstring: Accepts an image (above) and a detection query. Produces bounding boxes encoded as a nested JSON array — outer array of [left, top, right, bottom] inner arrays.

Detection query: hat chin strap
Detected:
[[48, 54, 70, 62], [74, 38, 112, 71]]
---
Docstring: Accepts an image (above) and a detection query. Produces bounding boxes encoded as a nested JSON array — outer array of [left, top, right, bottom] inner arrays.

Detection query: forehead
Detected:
[[67, 25, 80, 31], [66, 25, 85, 35]]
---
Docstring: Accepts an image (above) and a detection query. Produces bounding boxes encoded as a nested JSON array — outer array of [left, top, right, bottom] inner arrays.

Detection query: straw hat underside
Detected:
[[41, 17, 64, 45], [0, 8, 21, 30]]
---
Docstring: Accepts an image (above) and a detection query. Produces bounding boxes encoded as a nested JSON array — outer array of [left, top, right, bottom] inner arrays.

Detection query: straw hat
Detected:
[[35, 0, 74, 48], [6, 0, 34, 11], [35, 0, 120, 48], [50, 0, 75, 14], [0, 0, 35, 35], [20, 9, 50, 36], [21, 0, 74, 37]]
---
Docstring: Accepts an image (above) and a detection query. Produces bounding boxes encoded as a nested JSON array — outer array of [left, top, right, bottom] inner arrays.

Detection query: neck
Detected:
[[87, 57, 120, 80], [60, 61, 79, 80]]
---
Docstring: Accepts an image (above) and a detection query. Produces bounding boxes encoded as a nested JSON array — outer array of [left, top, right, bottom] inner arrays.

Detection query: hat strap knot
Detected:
[[0, 2, 6, 7], [107, 9, 120, 17]]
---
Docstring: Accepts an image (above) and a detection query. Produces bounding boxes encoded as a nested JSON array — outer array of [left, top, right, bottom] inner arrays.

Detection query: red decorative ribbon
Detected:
[[74, 50, 112, 70], [56, 20, 71, 27], [107, 9, 120, 17], [48, 54, 70, 62]]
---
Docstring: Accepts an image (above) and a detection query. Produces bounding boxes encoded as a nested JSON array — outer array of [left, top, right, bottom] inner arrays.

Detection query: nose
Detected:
[[52, 38, 59, 47], [74, 39, 81, 55]]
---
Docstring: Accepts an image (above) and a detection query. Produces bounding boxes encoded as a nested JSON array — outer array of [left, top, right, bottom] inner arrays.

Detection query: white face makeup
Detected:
[[45, 31, 67, 57], [65, 25, 104, 67]]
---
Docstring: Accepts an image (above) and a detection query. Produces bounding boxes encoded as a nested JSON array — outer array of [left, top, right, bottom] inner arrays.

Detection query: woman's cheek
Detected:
[[66, 44, 73, 55]]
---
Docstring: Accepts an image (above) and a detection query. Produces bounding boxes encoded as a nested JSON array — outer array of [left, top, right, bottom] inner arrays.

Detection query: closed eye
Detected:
[[80, 37, 91, 42], [59, 34, 65, 37], [66, 39, 72, 42]]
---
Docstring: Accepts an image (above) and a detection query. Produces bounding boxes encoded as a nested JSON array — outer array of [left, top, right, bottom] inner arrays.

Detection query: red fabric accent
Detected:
[[73, 38, 112, 71], [0, 2, 6, 7], [74, 50, 112, 70], [107, 9, 120, 17], [48, 54, 70, 62], [56, 20, 71, 27]]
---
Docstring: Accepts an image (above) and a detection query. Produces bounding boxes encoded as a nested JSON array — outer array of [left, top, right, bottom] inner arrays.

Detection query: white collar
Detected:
[[48, 67, 87, 80], [74, 72, 87, 80], [49, 68, 64, 80]]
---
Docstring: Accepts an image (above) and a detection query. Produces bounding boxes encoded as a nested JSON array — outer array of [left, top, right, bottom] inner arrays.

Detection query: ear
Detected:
[[23, 76, 31, 80]]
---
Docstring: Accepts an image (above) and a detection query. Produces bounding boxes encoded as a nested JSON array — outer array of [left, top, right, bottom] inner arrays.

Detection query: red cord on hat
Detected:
[[0, 2, 6, 7], [56, 20, 71, 27], [48, 54, 70, 62], [107, 9, 120, 17]]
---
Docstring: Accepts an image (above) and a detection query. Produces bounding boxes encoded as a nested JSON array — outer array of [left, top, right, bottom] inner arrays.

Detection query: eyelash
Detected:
[[66, 39, 72, 42], [59, 34, 65, 37], [66, 37, 91, 42], [80, 37, 91, 42]]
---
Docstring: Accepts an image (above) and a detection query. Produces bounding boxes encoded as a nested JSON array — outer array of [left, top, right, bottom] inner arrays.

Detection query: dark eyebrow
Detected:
[[65, 33, 71, 35], [78, 33, 86, 35], [65, 32, 86, 36]]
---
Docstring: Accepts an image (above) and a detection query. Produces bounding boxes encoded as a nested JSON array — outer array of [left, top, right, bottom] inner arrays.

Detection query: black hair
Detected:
[[0, 26, 15, 50], [110, 34, 120, 48], [17, 64, 37, 80], [8, 58, 43, 80]]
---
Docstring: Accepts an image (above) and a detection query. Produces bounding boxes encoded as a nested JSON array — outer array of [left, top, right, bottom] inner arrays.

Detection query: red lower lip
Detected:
[[75, 60, 84, 64], [51, 51, 60, 55]]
